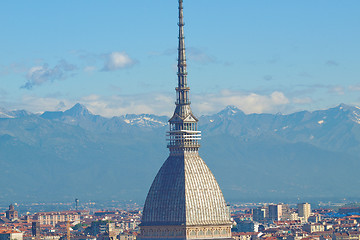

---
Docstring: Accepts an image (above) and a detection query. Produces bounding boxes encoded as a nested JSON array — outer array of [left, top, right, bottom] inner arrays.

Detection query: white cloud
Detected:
[[15, 95, 74, 113], [102, 52, 135, 71], [4, 90, 302, 117], [192, 90, 290, 115], [349, 84, 360, 92], [80, 90, 292, 117], [12, 93, 174, 117], [22, 60, 77, 89], [81, 93, 174, 117], [328, 86, 345, 95], [292, 97, 313, 104], [84, 66, 97, 73]]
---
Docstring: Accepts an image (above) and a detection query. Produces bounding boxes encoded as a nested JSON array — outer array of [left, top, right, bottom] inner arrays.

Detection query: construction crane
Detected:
[[66, 219, 70, 240]]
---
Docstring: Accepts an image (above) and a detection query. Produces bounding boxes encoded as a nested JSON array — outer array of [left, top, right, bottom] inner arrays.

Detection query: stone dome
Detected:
[[141, 152, 230, 226]]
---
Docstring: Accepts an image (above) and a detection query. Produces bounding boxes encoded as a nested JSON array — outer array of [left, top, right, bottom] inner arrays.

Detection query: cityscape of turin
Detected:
[[1, 1, 360, 240]]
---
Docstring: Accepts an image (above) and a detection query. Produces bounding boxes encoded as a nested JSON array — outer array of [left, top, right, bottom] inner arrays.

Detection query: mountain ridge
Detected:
[[1, 103, 360, 203]]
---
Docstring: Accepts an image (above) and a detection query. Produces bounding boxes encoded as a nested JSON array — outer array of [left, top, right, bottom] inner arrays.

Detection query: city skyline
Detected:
[[1, 1, 359, 117], [3, 200, 360, 240]]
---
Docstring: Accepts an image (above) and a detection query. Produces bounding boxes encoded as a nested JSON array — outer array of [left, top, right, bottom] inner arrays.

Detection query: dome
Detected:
[[141, 152, 230, 226]]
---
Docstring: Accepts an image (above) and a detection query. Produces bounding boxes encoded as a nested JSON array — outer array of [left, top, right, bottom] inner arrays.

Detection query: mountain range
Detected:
[[1, 103, 360, 204]]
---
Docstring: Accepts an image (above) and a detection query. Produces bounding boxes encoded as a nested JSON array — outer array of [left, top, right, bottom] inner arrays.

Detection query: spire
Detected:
[[176, 0, 190, 105], [167, 0, 201, 152]]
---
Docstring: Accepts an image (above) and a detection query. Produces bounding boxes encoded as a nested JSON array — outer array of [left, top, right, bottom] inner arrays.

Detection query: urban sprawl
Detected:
[[1, 202, 360, 240]]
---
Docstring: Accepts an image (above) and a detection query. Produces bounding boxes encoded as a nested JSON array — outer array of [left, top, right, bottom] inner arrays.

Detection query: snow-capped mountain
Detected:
[[1, 103, 360, 203], [0, 107, 32, 119], [0, 108, 14, 118], [119, 114, 168, 127], [199, 104, 360, 155], [40, 103, 168, 131]]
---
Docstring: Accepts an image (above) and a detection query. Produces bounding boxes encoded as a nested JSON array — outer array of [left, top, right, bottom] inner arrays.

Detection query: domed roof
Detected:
[[141, 152, 230, 226]]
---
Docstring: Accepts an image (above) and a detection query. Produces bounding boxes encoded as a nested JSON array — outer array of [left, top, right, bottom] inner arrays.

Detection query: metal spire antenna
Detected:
[[177, 0, 189, 105], [168, 0, 201, 152]]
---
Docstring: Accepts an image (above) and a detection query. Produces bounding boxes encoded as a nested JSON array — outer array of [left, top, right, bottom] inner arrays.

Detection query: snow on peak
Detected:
[[220, 105, 243, 116], [123, 115, 167, 127], [0, 112, 15, 118]]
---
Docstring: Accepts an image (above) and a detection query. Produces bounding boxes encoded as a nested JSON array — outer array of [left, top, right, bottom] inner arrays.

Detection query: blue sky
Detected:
[[0, 0, 359, 117]]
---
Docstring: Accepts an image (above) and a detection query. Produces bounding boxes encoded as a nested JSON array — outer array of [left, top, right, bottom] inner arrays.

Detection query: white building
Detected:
[[298, 203, 311, 222]]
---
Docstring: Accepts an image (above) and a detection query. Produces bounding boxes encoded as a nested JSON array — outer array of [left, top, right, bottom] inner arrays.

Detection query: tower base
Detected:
[[139, 224, 232, 240]]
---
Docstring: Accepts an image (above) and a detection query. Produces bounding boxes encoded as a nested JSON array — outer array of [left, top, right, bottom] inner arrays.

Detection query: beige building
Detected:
[[289, 212, 299, 221], [303, 223, 324, 233], [23, 235, 61, 240], [0, 230, 23, 240], [118, 232, 137, 240], [298, 203, 311, 222], [33, 211, 80, 226], [232, 232, 259, 240]]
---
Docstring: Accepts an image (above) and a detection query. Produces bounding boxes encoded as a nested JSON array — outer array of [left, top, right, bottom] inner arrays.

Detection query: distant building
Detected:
[[33, 211, 81, 226], [302, 223, 324, 233], [235, 221, 259, 233], [32, 221, 41, 236], [338, 207, 360, 215], [94, 211, 118, 217], [118, 232, 137, 240], [268, 204, 282, 221], [253, 207, 267, 222], [75, 199, 79, 211], [280, 204, 294, 221], [72, 236, 96, 240], [97, 222, 118, 240], [120, 220, 140, 231], [289, 212, 299, 221], [234, 214, 253, 222], [232, 232, 259, 240], [332, 232, 360, 240], [298, 203, 311, 222], [0, 230, 23, 240], [5, 204, 18, 221], [87, 221, 108, 236], [308, 213, 321, 223]]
